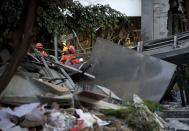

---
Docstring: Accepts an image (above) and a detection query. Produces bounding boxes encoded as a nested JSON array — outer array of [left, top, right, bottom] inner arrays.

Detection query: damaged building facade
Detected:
[[142, 0, 189, 41]]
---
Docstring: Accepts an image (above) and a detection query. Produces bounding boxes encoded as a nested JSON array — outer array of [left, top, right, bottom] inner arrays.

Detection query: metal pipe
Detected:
[[137, 41, 143, 52], [173, 35, 178, 48], [54, 34, 58, 59]]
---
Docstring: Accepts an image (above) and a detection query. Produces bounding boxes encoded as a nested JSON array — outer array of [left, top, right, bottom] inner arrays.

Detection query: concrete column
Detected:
[[141, 0, 154, 41], [153, 0, 169, 39], [141, 0, 169, 41]]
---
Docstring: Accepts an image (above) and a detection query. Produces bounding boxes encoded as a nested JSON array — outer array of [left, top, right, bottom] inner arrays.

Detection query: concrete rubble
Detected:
[[1, 37, 189, 130], [0, 102, 132, 131]]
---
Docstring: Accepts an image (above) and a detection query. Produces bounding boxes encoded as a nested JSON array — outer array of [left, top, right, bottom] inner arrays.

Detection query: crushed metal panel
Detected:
[[80, 38, 177, 102]]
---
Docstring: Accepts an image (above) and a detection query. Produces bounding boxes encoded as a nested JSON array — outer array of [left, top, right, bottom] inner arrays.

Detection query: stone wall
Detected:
[[141, 0, 169, 41], [153, 0, 169, 39]]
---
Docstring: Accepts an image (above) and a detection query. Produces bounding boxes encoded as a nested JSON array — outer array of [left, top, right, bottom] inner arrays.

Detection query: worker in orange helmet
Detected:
[[60, 52, 80, 65], [62, 41, 75, 55], [60, 42, 80, 65], [35, 43, 48, 57]]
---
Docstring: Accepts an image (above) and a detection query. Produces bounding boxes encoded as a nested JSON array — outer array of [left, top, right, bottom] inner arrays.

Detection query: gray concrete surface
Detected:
[[142, 0, 169, 41]]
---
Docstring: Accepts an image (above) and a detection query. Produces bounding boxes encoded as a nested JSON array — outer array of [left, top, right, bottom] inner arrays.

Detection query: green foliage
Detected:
[[65, 2, 128, 32], [34, 0, 71, 44], [100, 104, 160, 131], [64, 2, 129, 45], [99, 108, 129, 119], [144, 100, 163, 112], [0, 0, 24, 45], [125, 105, 160, 131], [0, 0, 129, 48]]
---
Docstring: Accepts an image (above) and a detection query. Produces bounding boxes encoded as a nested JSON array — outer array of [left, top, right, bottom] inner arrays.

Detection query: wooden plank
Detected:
[[78, 90, 106, 100]]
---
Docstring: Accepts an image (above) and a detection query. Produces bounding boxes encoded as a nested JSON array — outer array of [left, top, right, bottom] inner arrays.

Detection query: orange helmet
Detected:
[[35, 43, 43, 49]]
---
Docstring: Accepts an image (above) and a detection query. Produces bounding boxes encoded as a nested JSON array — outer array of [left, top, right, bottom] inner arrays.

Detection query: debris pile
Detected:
[[100, 95, 168, 131], [1, 38, 189, 130], [0, 102, 134, 131]]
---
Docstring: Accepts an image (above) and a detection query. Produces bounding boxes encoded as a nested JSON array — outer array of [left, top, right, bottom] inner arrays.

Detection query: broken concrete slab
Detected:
[[76, 85, 123, 109], [77, 95, 124, 109], [8, 126, 28, 131], [95, 85, 122, 102], [77, 90, 106, 101], [79, 38, 177, 102], [168, 119, 189, 131], [0, 67, 73, 105]]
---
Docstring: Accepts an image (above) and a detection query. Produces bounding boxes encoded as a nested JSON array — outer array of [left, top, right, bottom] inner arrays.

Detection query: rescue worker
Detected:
[[62, 41, 75, 54], [62, 42, 68, 55], [35, 43, 48, 57], [60, 42, 80, 65]]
